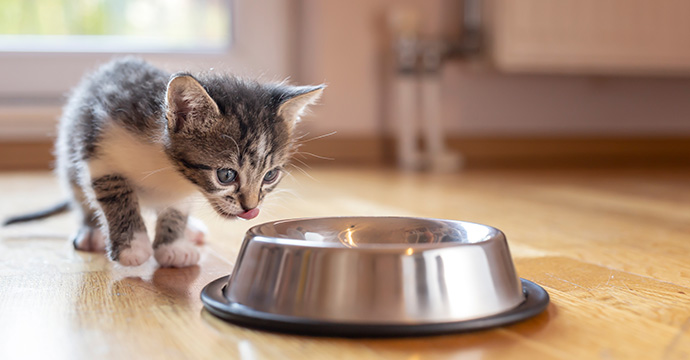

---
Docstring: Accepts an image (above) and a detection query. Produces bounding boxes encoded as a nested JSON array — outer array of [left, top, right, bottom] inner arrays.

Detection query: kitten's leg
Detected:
[[70, 184, 106, 252], [153, 208, 200, 267], [62, 165, 106, 252], [91, 174, 152, 266], [185, 216, 208, 245]]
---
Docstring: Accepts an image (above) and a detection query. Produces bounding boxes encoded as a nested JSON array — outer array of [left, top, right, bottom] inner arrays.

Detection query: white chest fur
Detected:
[[88, 124, 198, 208]]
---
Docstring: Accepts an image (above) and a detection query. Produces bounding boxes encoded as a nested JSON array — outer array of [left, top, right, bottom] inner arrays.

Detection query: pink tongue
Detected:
[[237, 208, 260, 220]]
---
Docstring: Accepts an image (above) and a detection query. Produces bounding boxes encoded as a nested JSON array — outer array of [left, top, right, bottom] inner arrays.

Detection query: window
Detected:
[[0, 0, 232, 53]]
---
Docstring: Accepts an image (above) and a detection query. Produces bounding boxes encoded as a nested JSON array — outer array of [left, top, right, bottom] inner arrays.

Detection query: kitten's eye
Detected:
[[263, 169, 280, 184], [216, 168, 238, 185]]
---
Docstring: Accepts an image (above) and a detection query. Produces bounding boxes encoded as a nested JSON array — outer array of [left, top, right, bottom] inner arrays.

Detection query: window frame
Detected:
[[0, 0, 296, 140]]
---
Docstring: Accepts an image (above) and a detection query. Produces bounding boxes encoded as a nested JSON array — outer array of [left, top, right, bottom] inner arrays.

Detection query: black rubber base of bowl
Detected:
[[201, 276, 549, 338]]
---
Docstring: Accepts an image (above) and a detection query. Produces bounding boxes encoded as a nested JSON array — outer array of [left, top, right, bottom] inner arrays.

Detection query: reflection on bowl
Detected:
[[258, 217, 496, 248], [226, 217, 524, 323]]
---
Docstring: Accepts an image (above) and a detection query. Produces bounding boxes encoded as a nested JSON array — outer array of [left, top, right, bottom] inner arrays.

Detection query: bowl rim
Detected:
[[245, 216, 505, 250], [201, 276, 550, 337]]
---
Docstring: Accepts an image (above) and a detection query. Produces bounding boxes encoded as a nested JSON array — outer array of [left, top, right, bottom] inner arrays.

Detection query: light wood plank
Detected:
[[1, 168, 690, 359]]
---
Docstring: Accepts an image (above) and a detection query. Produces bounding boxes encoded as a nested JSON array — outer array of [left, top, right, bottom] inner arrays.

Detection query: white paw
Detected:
[[117, 232, 153, 266], [154, 241, 200, 268], [73, 226, 107, 252], [185, 216, 208, 245]]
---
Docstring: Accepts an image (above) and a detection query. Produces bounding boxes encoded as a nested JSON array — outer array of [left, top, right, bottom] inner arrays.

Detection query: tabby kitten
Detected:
[[7, 57, 323, 268]]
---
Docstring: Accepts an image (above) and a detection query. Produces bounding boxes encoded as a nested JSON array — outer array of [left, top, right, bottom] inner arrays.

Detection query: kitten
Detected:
[[3, 57, 324, 268]]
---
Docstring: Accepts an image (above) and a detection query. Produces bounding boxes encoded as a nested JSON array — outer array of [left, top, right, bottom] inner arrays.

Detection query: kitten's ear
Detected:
[[276, 85, 325, 132], [166, 74, 220, 133]]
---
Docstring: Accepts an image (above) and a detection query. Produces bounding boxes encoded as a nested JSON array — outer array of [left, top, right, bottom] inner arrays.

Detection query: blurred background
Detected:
[[1, 0, 689, 170]]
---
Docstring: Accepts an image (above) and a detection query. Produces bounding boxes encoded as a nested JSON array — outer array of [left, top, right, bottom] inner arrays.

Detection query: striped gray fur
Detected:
[[91, 174, 146, 261], [29, 57, 326, 267], [154, 208, 188, 248]]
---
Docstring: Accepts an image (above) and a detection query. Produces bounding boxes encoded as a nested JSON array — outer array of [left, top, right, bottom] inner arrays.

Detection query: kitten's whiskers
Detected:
[[222, 134, 241, 154], [270, 188, 301, 199], [292, 157, 313, 170], [140, 166, 174, 181], [295, 151, 335, 161], [295, 131, 337, 144], [286, 163, 316, 181]]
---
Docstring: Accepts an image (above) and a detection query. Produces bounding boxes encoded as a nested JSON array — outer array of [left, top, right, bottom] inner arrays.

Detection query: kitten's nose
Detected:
[[239, 193, 259, 212]]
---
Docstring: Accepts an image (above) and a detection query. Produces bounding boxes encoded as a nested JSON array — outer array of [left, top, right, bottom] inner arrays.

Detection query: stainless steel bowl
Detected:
[[202, 217, 549, 336]]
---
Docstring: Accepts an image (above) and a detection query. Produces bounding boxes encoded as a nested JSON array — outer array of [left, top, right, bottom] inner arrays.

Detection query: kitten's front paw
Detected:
[[185, 216, 208, 245], [117, 232, 153, 266], [73, 226, 107, 252], [154, 241, 200, 268]]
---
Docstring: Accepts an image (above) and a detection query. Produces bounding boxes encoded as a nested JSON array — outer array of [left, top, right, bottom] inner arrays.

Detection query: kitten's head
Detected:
[[163, 73, 323, 220]]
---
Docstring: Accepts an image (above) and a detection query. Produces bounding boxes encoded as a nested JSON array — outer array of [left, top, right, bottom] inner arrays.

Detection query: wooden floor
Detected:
[[1, 167, 689, 359]]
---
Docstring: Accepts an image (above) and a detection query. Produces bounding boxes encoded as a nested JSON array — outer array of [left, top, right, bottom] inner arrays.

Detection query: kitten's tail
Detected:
[[2, 201, 71, 226]]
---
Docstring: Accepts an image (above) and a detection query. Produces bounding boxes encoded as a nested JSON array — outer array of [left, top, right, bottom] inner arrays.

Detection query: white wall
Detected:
[[441, 63, 690, 136], [296, 0, 385, 136], [296, 0, 690, 138]]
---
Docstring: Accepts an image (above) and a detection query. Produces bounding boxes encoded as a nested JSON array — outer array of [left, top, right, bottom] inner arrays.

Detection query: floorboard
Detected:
[[1, 168, 689, 359]]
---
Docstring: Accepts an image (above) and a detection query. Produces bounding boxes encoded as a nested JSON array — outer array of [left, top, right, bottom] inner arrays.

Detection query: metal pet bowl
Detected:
[[201, 217, 549, 337]]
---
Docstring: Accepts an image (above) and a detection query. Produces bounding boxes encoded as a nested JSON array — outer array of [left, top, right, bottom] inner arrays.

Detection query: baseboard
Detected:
[[0, 141, 54, 170], [2, 136, 689, 171], [298, 135, 690, 168], [293, 136, 394, 167], [447, 136, 690, 168]]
